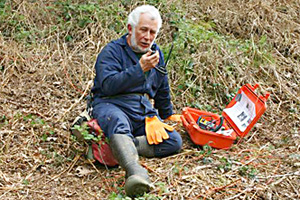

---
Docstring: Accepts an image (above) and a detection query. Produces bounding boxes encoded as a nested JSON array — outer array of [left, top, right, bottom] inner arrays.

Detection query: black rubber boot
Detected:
[[109, 134, 152, 197], [134, 136, 155, 158]]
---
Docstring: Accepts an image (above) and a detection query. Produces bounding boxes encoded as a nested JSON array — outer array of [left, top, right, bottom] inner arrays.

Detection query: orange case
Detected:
[[181, 84, 270, 149]]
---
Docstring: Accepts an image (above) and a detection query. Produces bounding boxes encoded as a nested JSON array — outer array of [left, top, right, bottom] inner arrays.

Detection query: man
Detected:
[[91, 5, 182, 197]]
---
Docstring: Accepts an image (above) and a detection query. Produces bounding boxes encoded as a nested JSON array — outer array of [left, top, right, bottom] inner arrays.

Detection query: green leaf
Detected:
[[41, 134, 48, 142], [22, 179, 29, 185]]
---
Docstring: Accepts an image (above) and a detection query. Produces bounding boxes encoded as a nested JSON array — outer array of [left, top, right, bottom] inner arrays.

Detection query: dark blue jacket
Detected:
[[91, 34, 173, 121]]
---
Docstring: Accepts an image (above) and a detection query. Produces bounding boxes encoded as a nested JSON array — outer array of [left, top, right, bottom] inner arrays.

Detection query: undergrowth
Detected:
[[1, 0, 299, 199]]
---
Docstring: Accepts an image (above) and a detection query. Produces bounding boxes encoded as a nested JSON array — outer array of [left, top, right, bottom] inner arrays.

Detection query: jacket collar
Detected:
[[115, 33, 128, 46], [115, 33, 140, 64]]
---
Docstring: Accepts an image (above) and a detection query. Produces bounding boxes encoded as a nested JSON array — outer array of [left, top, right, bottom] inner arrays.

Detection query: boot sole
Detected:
[[125, 175, 152, 197]]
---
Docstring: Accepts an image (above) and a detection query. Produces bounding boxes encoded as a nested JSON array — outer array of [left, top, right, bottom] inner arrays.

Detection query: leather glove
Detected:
[[164, 114, 182, 122], [145, 116, 174, 145]]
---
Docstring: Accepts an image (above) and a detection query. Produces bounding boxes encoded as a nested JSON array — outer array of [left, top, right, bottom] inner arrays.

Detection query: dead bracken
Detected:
[[0, 0, 299, 199]]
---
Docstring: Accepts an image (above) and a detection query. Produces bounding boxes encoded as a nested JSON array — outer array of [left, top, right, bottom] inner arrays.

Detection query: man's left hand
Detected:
[[164, 114, 182, 122], [145, 116, 174, 145]]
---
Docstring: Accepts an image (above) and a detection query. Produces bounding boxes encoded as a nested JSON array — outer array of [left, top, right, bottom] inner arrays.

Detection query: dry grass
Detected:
[[1, 0, 300, 199]]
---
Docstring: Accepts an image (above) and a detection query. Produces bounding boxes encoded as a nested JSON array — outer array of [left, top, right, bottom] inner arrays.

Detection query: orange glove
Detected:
[[164, 114, 182, 122], [145, 116, 174, 145]]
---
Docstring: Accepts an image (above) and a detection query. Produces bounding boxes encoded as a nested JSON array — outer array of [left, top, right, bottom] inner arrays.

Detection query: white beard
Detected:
[[130, 29, 155, 54]]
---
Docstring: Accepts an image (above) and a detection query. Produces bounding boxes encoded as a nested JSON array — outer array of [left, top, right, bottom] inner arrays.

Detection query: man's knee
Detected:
[[154, 130, 182, 157], [168, 130, 182, 153], [92, 103, 132, 138]]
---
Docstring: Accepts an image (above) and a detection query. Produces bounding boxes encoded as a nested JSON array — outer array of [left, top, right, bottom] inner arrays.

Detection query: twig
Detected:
[[224, 187, 254, 200], [55, 80, 93, 123], [287, 178, 300, 198], [196, 179, 241, 198], [41, 154, 81, 186], [258, 171, 300, 179], [87, 159, 101, 174]]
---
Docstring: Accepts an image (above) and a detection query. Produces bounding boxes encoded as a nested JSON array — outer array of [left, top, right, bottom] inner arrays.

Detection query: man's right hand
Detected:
[[139, 50, 159, 72]]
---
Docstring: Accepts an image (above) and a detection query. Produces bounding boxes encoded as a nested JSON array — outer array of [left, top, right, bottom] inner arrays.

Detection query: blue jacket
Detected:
[[91, 34, 173, 121]]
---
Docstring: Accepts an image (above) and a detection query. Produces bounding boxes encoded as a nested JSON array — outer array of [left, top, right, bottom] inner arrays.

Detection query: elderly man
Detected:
[[91, 5, 182, 197]]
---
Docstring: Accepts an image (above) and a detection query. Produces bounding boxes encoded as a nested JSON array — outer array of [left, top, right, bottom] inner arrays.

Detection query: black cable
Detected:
[[154, 65, 167, 75], [197, 115, 224, 132], [150, 37, 175, 75]]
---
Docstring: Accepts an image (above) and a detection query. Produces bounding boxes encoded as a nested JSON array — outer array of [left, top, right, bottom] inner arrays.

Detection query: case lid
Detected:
[[222, 84, 270, 137]]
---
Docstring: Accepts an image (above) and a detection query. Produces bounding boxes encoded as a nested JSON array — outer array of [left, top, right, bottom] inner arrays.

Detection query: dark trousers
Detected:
[[93, 102, 182, 157]]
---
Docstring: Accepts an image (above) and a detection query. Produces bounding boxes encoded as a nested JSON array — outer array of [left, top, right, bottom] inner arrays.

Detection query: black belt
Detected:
[[101, 93, 150, 101]]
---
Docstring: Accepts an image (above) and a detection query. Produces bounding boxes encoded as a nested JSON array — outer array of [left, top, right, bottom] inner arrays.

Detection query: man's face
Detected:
[[128, 13, 159, 53]]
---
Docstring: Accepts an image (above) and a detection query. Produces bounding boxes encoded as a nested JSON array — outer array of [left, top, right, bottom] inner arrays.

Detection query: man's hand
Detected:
[[164, 114, 182, 123], [145, 116, 174, 145], [139, 51, 159, 72]]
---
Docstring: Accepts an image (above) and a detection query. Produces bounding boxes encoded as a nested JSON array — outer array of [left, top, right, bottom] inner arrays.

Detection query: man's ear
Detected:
[[127, 24, 132, 35]]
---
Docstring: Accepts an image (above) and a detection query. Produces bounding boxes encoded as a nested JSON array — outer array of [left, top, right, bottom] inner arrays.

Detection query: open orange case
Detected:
[[181, 84, 270, 149]]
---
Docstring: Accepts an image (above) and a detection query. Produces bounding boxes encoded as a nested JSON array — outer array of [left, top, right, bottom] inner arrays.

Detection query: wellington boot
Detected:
[[109, 134, 153, 197], [134, 135, 155, 158]]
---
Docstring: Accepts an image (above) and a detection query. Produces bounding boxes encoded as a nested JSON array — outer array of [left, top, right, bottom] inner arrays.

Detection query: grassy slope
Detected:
[[1, 0, 299, 199]]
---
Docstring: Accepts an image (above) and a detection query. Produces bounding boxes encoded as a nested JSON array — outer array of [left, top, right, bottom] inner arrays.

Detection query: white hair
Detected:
[[127, 5, 162, 33]]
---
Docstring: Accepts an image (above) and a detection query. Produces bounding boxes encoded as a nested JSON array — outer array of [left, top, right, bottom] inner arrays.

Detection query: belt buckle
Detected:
[[143, 93, 154, 107], [143, 93, 150, 100]]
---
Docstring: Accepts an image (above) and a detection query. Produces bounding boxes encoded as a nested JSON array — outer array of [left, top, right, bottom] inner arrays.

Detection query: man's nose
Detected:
[[144, 31, 150, 40]]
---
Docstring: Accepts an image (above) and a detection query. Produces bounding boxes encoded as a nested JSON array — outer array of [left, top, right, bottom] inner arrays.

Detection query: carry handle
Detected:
[[248, 83, 270, 102], [181, 115, 189, 128], [248, 83, 259, 91], [260, 92, 270, 102], [181, 110, 195, 131]]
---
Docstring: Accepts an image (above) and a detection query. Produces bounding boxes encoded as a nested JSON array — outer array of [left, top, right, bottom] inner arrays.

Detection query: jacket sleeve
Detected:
[[95, 44, 146, 96]]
